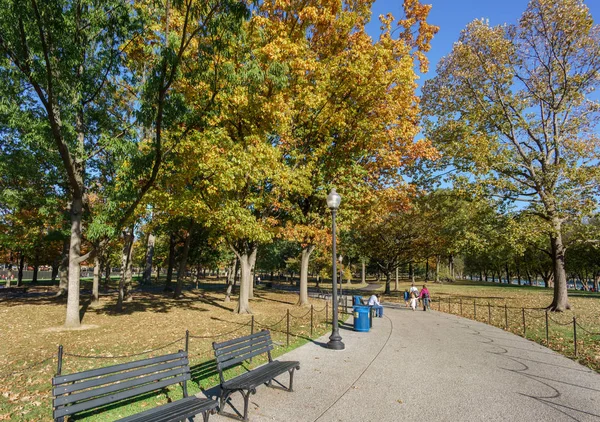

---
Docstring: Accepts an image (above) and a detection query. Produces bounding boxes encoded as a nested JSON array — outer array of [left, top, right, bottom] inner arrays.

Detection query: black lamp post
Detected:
[[327, 188, 344, 350]]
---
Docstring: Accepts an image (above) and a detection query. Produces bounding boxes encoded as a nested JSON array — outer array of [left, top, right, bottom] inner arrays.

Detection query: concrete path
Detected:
[[204, 303, 600, 422]]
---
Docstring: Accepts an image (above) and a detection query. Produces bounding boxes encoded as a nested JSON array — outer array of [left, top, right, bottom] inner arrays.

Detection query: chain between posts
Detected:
[[435, 294, 599, 363]]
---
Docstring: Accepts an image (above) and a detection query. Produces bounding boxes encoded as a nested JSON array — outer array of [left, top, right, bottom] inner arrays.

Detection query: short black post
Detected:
[[448, 297, 450, 313], [287, 309, 290, 347], [185, 330, 189, 352], [460, 299, 463, 316], [488, 302, 491, 325], [57, 345, 63, 376], [310, 305, 314, 337], [573, 317, 577, 357], [326, 302, 329, 324], [474, 300, 476, 320], [505, 304, 508, 330], [522, 308, 526, 336], [545, 311, 549, 345]]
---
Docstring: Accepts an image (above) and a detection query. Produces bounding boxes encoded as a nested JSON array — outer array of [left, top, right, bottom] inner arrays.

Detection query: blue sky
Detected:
[[364, 0, 600, 87]]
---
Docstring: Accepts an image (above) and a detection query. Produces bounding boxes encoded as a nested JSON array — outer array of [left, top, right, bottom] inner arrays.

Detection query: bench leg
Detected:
[[219, 390, 232, 415], [288, 366, 299, 392], [241, 390, 253, 422]]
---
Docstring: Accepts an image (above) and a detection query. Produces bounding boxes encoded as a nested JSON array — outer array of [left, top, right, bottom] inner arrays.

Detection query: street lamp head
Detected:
[[326, 188, 341, 210]]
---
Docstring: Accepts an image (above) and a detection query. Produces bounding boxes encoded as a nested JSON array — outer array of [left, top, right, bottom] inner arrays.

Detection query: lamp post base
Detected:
[[327, 332, 345, 350]]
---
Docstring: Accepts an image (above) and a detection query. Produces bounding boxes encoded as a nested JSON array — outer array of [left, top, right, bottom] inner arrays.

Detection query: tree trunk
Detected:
[[594, 272, 599, 293], [65, 196, 84, 327], [224, 257, 236, 303], [231, 244, 255, 314], [175, 220, 194, 299], [142, 233, 155, 285], [104, 261, 111, 289], [361, 260, 366, 285], [396, 266, 400, 291], [425, 259, 429, 281], [435, 256, 440, 282], [165, 232, 176, 292], [449, 255, 454, 279], [236, 252, 252, 314], [384, 272, 391, 295], [547, 226, 570, 311], [32, 251, 39, 283], [298, 245, 316, 306], [248, 247, 257, 300], [156, 266, 161, 283], [51, 261, 59, 283], [117, 228, 135, 312], [196, 264, 202, 289], [17, 253, 24, 286], [92, 253, 100, 306], [505, 262, 510, 285]]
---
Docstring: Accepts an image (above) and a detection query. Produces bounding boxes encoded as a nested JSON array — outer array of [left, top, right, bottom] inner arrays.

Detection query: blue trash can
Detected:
[[353, 305, 370, 332], [353, 295, 363, 306]]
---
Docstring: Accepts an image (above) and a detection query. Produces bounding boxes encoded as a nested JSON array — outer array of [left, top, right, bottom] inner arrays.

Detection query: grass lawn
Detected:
[[380, 279, 600, 372], [0, 280, 331, 421]]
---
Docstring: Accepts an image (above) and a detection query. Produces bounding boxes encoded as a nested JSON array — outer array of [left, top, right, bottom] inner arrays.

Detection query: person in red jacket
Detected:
[[419, 285, 431, 311]]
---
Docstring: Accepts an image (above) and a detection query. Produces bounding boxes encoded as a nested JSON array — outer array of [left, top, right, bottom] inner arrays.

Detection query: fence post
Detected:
[[474, 300, 476, 320], [57, 345, 63, 376], [310, 305, 314, 337], [573, 317, 577, 357], [460, 299, 463, 316], [488, 302, 491, 325], [505, 304, 508, 330], [448, 297, 451, 313], [522, 308, 526, 336], [326, 302, 329, 324], [185, 330, 189, 353], [287, 309, 290, 347], [545, 311, 549, 345]]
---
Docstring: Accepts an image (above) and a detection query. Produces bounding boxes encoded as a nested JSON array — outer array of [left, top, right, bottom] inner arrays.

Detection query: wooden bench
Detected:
[[212, 330, 300, 421], [52, 347, 217, 422]]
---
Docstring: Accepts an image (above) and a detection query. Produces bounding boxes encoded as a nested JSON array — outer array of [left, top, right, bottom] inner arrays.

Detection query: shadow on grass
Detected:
[[190, 359, 219, 385], [69, 388, 173, 421]]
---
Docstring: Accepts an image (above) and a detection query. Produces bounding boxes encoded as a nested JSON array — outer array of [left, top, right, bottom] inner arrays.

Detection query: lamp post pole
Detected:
[[327, 189, 344, 350]]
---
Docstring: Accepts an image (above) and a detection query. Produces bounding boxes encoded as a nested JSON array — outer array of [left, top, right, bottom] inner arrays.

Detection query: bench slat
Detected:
[[216, 344, 273, 371], [53, 373, 190, 419], [53, 351, 186, 385], [214, 335, 270, 358], [53, 358, 188, 396], [213, 330, 269, 350], [53, 365, 188, 407], [117, 396, 217, 422]]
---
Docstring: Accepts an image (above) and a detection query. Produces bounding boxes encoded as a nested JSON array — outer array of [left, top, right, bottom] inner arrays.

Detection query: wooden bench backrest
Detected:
[[212, 330, 273, 380], [52, 351, 190, 420]]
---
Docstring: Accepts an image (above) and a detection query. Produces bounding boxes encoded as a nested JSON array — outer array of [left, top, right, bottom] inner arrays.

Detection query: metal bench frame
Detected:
[[212, 330, 300, 421], [52, 346, 217, 422]]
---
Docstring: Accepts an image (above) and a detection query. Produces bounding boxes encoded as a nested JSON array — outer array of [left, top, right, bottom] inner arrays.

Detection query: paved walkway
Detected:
[[204, 303, 600, 422]]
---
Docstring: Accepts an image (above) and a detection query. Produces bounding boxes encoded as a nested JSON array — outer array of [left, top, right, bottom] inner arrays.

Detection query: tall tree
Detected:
[[267, 0, 438, 305], [422, 0, 600, 311]]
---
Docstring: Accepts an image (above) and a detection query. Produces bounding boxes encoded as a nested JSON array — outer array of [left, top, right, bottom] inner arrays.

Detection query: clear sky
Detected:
[[365, 0, 600, 86]]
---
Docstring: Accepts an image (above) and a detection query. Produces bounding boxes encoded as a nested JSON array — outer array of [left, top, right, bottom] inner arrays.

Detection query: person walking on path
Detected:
[[419, 285, 431, 311], [409, 291, 418, 311], [403, 289, 410, 307], [409, 283, 419, 298], [368, 294, 384, 317]]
